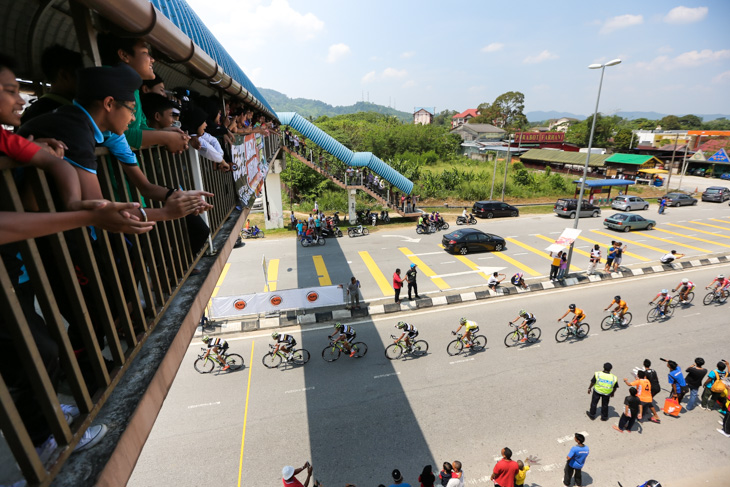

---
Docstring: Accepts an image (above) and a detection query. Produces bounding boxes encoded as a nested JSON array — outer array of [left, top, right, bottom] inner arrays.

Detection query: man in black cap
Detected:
[[586, 362, 618, 421], [19, 64, 212, 223]]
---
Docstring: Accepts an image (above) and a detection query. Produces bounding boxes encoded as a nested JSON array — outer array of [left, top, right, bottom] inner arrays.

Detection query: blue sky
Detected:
[[186, 0, 730, 117]]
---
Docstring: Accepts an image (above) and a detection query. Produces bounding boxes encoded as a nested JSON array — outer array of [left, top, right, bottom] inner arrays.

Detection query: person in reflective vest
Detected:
[[587, 362, 618, 421]]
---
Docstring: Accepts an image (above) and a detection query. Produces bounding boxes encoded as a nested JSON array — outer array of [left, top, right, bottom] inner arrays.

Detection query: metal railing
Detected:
[[0, 135, 278, 486]]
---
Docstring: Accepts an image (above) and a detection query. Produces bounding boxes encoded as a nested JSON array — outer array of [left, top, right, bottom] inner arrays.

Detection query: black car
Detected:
[[442, 228, 505, 255], [472, 200, 519, 219], [702, 186, 730, 202], [665, 192, 697, 207]]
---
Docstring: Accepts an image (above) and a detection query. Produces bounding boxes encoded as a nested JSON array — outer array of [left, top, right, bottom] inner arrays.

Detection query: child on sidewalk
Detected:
[[613, 387, 642, 433], [514, 459, 531, 486]]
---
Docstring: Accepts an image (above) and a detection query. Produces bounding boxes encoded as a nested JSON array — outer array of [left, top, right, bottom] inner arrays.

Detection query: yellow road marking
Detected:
[[312, 255, 332, 286], [491, 250, 542, 277], [576, 235, 649, 261], [265, 259, 279, 291], [505, 237, 580, 271], [667, 222, 730, 238], [536, 234, 591, 258], [655, 227, 730, 248], [212, 262, 230, 298], [237, 343, 255, 487], [710, 218, 730, 225], [590, 230, 666, 253], [697, 220, 730, 231], [453, 255, 491, 281], [399, 247, 450, 289], [359, 251, 395, 296], [636, 230, 709, 252]]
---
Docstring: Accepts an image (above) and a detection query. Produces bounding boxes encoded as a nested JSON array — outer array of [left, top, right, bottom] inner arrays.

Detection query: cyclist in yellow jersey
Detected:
[[558, 304, 585, 333], [329, 322, 357, 357], [603, 295, 629, 324], [202, 335, 230, 370], [453, 317, 479, 347]]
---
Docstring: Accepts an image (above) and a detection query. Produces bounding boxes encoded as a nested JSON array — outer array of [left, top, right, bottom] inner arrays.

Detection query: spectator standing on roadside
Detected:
[[557, 253, 568, 280], [613, 386, 641, 433], [587, 244, 601, 275], [549, 251, 561, 281], [282, 462, 313, 487], [666, 360, 688, 404], [314, 214, 321, 236], [587, 362, 618, 421], [290, 211, 296, 230], [719, 395, 730, 437], [418, 465, 436, 487], [445, 460, 464, 487], [388, 469, 411, 487], [685, 357, 707, 411], [643, 359, 662, 399], [701, 360, 729, 410], [624, 370, 660, 423], [491, 448, 519, 487], [514, 459, 530, 487], [393, 268, 404, 304], [438, 463, 453, 487], [406, 263, 421, 300], [563, 433, 589, 487], [406, 195, 412, 213], [346, 277, 361, 310], [604, 241, 617, 272], [612, 241, 627, 272]]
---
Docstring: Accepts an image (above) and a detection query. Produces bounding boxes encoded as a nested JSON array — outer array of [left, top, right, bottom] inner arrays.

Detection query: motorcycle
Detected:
[[370, 212, 378, 226], [321, 225, 343, 238], [300, 233, 326, 247], [434, 219, 449, 231], [456, 213, 477, 225], [241, 225, 265, 239], [380, 210, 390, 223], [347, 225, 370, 237], [416, 223, 437, 234], [332, 211, 341, 225]]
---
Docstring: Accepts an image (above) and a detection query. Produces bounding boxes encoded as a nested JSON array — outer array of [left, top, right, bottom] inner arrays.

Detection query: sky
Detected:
[[185, 0, 730, 118]]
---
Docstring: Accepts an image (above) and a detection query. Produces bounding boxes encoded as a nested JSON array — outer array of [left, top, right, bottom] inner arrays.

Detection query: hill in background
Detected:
[[526, 110, 729, 123]]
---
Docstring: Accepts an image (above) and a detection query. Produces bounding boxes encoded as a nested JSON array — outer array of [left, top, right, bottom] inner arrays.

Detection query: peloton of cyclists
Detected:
[[271, 331, 296, 361], [509, 310, 536, 342], [672, 278, 695, 303], [706, 274, 730, 294], [557, 304, 585, 334], [648, 289, 672, 316], [604, 295, 629, 324], [394, 321, 418, 351], [202, 335, 230, 370], [453, 317, 479, 347], [329, 322, 357, 357]]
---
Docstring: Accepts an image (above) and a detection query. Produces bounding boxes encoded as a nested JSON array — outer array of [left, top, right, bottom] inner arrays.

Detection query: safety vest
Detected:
[[594, 371, 617, 395]]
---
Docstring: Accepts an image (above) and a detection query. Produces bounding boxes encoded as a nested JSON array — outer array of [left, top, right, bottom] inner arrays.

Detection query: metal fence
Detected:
[[0, 135, 278, 486]]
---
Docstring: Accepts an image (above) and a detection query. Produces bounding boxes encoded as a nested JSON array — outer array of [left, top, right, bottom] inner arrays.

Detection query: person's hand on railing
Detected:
[[26, 135, 67, 159], [78, 200, 156, 234], [161, 130, 190, 154], [163, 190, 207, 219], [183, 190, 215, 214]]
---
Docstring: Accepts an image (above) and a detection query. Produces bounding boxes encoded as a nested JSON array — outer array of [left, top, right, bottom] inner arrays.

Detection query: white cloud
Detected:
[[481, 42, 504, 53], [532, 84, 550, 91], [382, 67, 407, 79], [635, 49, 730, 70], [249, 66, 263, 81], [468, 85, 487, 93], [657, 45, 673, 54], [664, 6, 708, 24], [402, 80, 415, 88], [361, 71, 377, 83], [600, 14, 643, 34], [712, 71, 730, 84], [326, 43, 351, 63], [523, 50, 559, 64], [401, 51, 415, 59]]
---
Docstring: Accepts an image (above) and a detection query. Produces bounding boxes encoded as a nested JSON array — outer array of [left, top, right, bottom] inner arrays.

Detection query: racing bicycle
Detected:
[[446, 332, 487, 356], [555, 320, 590, 342], [261, 344, 311, 368], [384, 334, 429, 359], [669, 291, 694, 308], [321, 340, 368, 361], [647, 301, 674, 322], [703, 287, 729, 305], [504, 321, 541, 347], [194, 348, 245, 373], [600, 311, 633, 330]]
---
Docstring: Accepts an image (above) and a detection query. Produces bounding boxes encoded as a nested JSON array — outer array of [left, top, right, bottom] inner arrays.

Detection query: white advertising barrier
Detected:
[[210, 285, 345, 318], [544, 228, 582, 252]]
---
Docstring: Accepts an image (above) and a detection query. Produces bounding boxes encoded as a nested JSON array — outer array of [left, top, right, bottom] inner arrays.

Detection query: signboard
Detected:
[[545, 228, 582, 252], [708, 148, 729, 163], [688, 150, 706, 161], [515, 132, 565, 144], [210, 285, 345, 317], [231, 133, 271, 207]]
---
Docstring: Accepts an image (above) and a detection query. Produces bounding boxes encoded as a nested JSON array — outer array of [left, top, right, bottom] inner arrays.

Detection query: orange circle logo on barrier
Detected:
[[307, 291, 319, 302], [270, 295, 282, 306], [234, 300, 246, 310]]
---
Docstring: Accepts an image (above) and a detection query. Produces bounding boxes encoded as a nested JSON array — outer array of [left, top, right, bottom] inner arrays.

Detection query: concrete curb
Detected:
[[195, 254, 730, 336]]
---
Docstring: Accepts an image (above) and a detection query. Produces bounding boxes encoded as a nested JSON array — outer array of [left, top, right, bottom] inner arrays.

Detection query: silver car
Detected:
[[611, 195, 649, 211]]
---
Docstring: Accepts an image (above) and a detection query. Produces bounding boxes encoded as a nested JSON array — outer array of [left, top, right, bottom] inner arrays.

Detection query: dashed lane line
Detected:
[[312, 255, 332, 286]]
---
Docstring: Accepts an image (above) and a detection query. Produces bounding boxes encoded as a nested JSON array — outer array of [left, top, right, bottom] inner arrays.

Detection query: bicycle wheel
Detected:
[[261, 352, 282, 369], [620, 312, 632, 327], [576, 323, 590, 339], [668, 296, 679, 309], [504, 331, 521, 347], [194, 357, 214, 373], [600, 316, 614, 331], [555, 327, 569, 343], [685, 292, 695, 304], [471, 335, 487, 351], [446, 339, 463, 356], [291, 349, 310, 365], [664, 305, 674, 318], [527, 327, 541, 343], [411, 340, 429, 356], [351, 342, 368, 358], [225, 354, 245, 371], [384, 344, 403, 360], [703, 292, 715, 305], [721, 290, 729, 304], [647, 308, 659, 322], [322, 345, 341, 362]]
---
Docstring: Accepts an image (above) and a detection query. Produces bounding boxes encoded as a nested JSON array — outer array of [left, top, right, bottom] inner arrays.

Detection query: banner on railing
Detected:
[[231, 133, 271, 207], [210, 285, 345, 317]]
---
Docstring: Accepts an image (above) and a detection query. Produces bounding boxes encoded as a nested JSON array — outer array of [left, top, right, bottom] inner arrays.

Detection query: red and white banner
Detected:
[[545, 228, 582, 252], [210, 285, 345, 318]]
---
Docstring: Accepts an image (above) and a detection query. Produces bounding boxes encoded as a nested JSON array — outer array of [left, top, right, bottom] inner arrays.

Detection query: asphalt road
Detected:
[[129, 265, 730, 487]]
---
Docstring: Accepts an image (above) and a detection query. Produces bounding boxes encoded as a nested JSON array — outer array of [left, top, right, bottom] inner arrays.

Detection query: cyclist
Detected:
[[557, 304, 585, 334], [202, 335, 230, 370], [453, 317, 479, 347], [394, 321, 418, 351], [706, 274, 730, 295], [672, 278, 695, 303], [329, 322, 357, 357], [648, 289, 672, 316], [509, 309, 536, 342], [604, 295, 629, 324], [271, 331, 296, 361]]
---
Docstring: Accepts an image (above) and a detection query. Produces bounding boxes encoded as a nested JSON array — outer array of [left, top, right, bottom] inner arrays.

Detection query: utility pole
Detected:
[[502, 129, 511, 202], [665, 132, 680, 193]]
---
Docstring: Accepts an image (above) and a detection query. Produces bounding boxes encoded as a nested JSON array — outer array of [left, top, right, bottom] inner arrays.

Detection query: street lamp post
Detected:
[[565, 58, 621, 274]]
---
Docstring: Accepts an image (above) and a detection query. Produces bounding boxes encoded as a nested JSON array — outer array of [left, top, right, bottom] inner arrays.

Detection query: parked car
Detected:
[[701, 186, 730, 202], [720, 173, 730, 181], [472, 201, 519, 219], [442, 228, 505, 255], [603, 213, 655, 232], [664, 192, 697, 207], [611, 195, 649, 211], [553, 199, 601, 218], [251, 197, 264, 212]]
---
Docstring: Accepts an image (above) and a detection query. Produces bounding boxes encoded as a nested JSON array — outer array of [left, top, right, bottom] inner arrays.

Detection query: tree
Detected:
[[678, 114, 702, 129], [612, 128, 633, 151], [433, 109, 458, 127], [564, 113, 615, 148], [470, 91, 528, 129], [659, 115, 681, 130]]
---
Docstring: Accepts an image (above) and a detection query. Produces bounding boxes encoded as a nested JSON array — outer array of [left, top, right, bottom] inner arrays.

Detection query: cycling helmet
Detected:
[[271, 332, 279, 339], [459, 317, 467, 324], [396, 321, 406, 329], [614, 295, 621, 302], [568, 304, 576, 310], [518, 309, 527, 316], [719, 274, 725, 279], [681, 278, 689, 284], [202, 335, 210, 343], [334, 322, 343, 329], [661, 289, 668, 295]]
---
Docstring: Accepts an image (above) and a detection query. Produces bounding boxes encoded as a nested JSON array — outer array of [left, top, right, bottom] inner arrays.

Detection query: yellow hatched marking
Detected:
[[710, 218, 730, 225], [536, 234, 591, 258], [655, 227, 730, 248], [454, 255, 491, 281], [697, 220, 730, 231], [636, 230, 709, 252], [505, 237, 580, 271], [265, 259, 280, 291], [398, 247, 450, 289], [359, 251, 394, 296], [312, 255, 331, 286], [667, 222, 730, 238], [576, 235, 649, 261], [440, 244, 541, 277], [590, 230, 666, 253]]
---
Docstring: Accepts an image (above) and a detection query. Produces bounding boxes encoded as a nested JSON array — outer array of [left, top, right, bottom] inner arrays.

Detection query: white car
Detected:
[[251, 197, 263, 212], [611, 195, 649, 211]]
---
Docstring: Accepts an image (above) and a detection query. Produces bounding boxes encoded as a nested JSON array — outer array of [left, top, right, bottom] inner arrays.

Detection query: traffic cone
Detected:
[[695, 187, 698, 194]]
